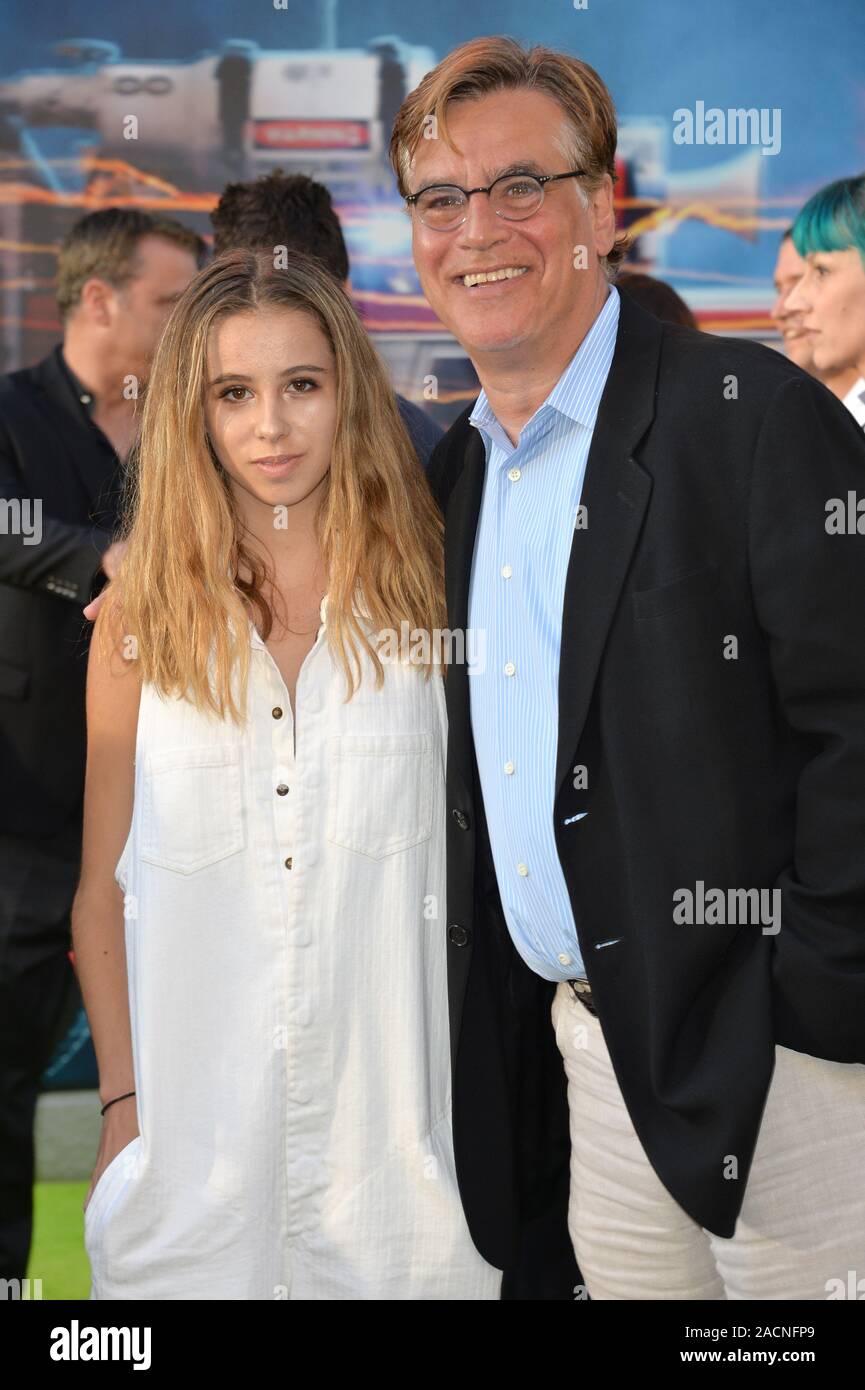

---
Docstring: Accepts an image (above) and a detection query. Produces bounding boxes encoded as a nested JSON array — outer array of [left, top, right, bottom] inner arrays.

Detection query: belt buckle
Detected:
[[567, 978, 598, 1016]]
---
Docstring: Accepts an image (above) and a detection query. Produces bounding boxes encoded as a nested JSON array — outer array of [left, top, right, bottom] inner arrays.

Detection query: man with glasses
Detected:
[[390, 37, 865, 1300]]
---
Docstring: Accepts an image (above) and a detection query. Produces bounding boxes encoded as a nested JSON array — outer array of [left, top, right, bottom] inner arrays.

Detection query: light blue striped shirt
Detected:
[[466, 285, 621, 982]]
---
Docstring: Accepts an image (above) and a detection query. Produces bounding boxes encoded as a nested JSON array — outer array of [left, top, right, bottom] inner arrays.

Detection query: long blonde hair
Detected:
[[100, 249, 446, 722]]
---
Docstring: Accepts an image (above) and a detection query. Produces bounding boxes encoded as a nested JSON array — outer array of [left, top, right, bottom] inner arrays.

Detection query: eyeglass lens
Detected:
[[416, 175, 543, 227]]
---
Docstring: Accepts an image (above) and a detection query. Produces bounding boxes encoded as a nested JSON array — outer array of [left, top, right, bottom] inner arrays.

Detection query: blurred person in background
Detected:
[[0, 208, 203, 1281], [770, 227, 858, 401], [616, 270, 698, 328], [785, 178, 865, 429], [211, 170, 443, 469]]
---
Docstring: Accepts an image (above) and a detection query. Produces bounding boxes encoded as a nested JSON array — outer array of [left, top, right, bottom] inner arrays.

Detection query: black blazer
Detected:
[[427, 291, 865, 1293], [0, 346, 121, 838]]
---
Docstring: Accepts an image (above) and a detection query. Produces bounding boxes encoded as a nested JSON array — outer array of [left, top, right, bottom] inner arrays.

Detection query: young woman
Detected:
[[71, 250, 500, 1300]]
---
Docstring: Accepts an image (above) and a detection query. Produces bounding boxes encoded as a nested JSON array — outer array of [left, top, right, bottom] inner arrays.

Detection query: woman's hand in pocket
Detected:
[[83, 1098, 141, 1214]]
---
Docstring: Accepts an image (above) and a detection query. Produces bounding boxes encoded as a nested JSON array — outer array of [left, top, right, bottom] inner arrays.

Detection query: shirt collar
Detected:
[[469, 284, 621, 449], [249, 594, 330, 651], [55, 345, 97, 417], [841, 375, 865, 428], [248, 590, 379, 650]]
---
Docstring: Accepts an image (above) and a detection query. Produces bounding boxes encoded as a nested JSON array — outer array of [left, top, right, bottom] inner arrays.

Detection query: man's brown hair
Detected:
[[56, 208, 207, 320], [389, 35, 630, 276]]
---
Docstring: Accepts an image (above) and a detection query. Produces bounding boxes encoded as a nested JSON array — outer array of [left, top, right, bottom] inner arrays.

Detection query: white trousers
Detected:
[[551, 981, 865, 1300]]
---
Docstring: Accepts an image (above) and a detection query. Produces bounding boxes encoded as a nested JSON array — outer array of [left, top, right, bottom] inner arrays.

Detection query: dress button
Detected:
[[501, 564, 513, 579], [452, 809, 470, 830], [507, 467, 521, 482], [276, 783, 289, 796], [272, 707, 283, 719], [284, 857, 292, 870], [504, 662, 516, 677], [448, 924, 471, 947]]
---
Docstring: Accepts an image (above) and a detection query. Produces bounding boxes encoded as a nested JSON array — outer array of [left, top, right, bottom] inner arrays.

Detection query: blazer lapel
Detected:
[[554, 296, 662, 802], [443, 424, 486, 793]]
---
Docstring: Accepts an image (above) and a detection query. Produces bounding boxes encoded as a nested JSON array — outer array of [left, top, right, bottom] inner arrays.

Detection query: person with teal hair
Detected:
[[787, 175, 865, 428]]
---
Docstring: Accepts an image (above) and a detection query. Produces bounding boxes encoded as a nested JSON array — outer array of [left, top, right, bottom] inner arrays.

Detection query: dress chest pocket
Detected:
[[326, 732, 435, 860], [140, 747, 245, 875]]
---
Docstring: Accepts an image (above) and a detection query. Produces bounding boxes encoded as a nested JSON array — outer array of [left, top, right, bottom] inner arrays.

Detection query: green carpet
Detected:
[[27, 1182, 92, 1300]]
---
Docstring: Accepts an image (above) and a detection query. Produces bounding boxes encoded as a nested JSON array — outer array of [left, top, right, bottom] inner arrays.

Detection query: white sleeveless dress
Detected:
[[84, 599, 501, 1299]]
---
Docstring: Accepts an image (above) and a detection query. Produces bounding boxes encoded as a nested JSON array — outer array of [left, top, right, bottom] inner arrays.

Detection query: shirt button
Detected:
[[448, 924, 471, 947], [558, 953, 572, 966], [276, 783, 289, 796], [504, 662, 516, 677], [504, 760, 515, 775], [284, 857, 293, 870], [501, 565, 513, 579], [272, 707, 283, 719], [507, 467, 521, 482], [517, 862, 528, 876]]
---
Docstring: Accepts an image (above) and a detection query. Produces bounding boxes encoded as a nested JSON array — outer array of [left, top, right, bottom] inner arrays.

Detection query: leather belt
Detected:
[[566, 978, 599, 1017]]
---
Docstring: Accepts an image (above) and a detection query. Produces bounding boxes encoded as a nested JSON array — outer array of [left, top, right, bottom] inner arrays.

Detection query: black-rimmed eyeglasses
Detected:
[[405, 170, 586, 231]]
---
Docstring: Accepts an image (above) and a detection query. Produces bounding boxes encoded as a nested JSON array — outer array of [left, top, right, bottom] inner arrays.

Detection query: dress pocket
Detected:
[[140, 747, 245, 874], [83, 1134, 143, 1233], [326, 732, 434, 860]]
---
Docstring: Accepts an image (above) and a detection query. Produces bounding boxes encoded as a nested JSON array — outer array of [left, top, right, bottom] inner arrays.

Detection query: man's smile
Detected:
[[453, 265, 531, 290]]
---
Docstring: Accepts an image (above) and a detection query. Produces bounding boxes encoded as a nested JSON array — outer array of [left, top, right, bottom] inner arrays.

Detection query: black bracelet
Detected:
[[101, 1090, 136, 1116]]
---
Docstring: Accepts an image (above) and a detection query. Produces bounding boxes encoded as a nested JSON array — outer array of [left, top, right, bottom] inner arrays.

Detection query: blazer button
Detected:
[[448, 924, 471, 947], [272, 707, 283, 719], [276, 783, 289, 796], [452, 809, 470, 830]]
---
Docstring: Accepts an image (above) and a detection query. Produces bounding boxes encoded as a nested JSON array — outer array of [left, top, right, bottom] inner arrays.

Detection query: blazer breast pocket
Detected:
[[140, 747, 245, 875], [326, 731, 434, 860], [631, 565, 720, 622]]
